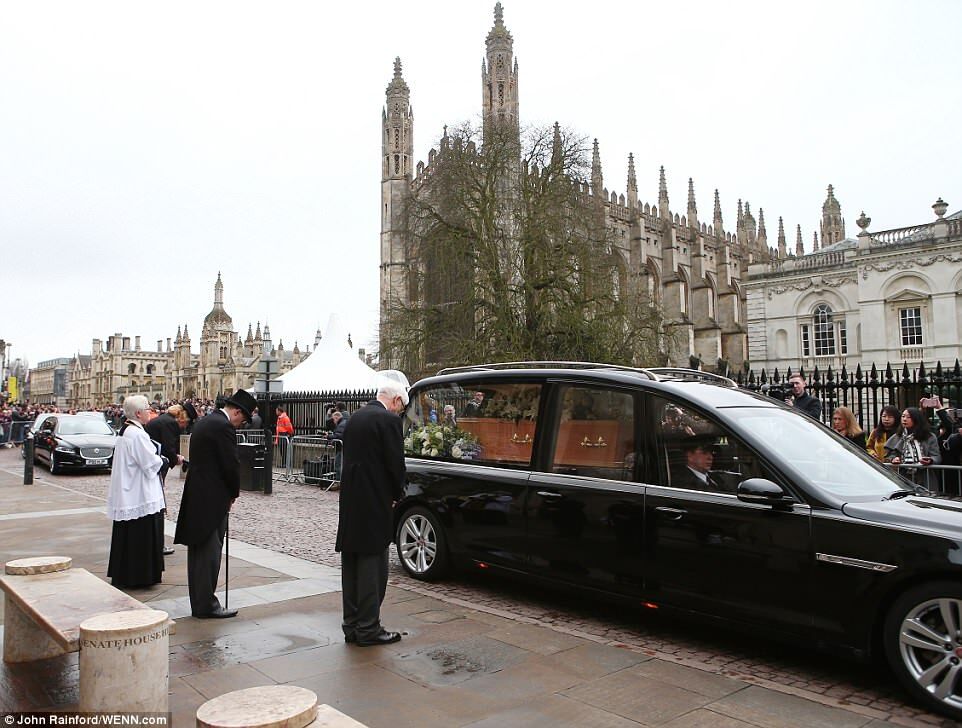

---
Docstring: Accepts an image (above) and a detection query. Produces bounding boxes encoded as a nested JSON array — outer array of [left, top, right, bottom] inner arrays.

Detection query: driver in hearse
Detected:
[[672, 436, 735, 493]]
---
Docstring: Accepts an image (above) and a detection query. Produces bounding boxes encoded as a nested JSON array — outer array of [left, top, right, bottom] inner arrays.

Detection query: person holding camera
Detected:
[[787, 373, 822, 420], [922, 395, 962, 468]]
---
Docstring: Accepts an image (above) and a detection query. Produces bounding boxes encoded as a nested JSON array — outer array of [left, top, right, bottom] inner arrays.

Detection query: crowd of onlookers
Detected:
[[0, 398, 221, 446]]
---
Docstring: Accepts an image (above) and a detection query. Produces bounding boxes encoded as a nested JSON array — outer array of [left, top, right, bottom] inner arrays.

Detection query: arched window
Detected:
[[128, 363, 136, 374], [801, 303, 847, 358], [146, 364, 155, 375], [677, 268, 690, 316], [813, 304, 835, 356]]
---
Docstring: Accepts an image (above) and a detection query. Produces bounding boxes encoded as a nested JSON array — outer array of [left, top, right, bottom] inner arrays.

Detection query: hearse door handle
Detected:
[[537, 491, 563, 500], [654, 506, 686, 520]]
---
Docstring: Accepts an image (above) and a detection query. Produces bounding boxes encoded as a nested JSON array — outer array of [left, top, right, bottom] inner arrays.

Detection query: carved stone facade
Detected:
[[745, 196, 962, 372], [379, 4, 781, 370], [66, 275, 316, 408]]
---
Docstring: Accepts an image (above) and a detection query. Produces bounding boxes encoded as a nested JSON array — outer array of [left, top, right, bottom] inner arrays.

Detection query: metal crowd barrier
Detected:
[[288, 435, 342, 490], [884, 463, 962, 497], [5, 421, 32, 446]]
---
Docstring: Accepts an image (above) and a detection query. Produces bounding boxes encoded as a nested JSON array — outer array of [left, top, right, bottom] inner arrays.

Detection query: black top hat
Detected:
[[182, 401, 199, 421], [224, 390, 257, 423]]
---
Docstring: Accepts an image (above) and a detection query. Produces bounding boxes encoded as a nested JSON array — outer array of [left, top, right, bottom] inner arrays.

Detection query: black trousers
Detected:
[[340, 549, 389, 640], [187, 516, 227, 616]]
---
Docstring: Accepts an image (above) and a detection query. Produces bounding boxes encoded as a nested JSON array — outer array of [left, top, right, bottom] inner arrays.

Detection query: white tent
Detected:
[[277, 314, 393, 393]]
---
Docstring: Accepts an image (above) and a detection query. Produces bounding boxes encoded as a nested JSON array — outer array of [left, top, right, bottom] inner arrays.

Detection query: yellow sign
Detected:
[[8, 377, 17, 401]]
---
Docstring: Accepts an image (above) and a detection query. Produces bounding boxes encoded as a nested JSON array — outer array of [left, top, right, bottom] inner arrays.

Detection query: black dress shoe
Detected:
[[354, 630, 401, 647], [193, 608, 238, 619], [344, 633, 357, 644], [162, 546, 175, 555]]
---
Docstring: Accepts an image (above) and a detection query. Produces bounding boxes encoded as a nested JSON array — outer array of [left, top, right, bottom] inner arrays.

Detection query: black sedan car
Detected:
[[393, 363, 962, 720], [33, 414, 116, 474]]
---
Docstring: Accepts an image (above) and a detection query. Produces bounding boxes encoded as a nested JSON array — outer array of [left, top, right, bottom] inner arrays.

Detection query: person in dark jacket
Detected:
[[174, 390, 255, 619], [335, 382, 408, 646], [788, 373, 822, 421], [146, 404, 186, 477], [146, 403, 188, 555]]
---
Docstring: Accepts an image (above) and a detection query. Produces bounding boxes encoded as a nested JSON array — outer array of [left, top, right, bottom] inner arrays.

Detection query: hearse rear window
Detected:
[[404, 381, 541, 468]]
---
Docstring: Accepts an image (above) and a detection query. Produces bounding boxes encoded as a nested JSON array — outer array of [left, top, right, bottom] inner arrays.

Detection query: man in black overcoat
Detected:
[[146, 404, 187, 555], [174, 390, 255, 618], [335, 382, 408, 646]]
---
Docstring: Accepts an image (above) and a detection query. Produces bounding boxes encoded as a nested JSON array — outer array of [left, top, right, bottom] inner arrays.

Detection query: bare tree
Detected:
[[381, 121, 677, 378]]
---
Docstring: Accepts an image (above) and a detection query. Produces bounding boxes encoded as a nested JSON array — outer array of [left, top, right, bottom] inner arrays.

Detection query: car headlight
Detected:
[[55, 445, 76, 453]]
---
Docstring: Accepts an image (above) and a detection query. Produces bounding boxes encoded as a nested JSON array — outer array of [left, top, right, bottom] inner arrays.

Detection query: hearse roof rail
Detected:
[[436, 361, 659, 380], [646, 367, 738, 387]]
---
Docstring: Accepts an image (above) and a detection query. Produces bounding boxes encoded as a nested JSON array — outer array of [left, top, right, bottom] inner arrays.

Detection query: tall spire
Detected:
[[550, 121, 562, 168], [687, 178, 698, 227], [796, 224, 804, 256], [820, 183, 845, 246], [777, 216, 787, 258], [658, 166, 669, 218], [713, 189, 723, 236], [382, 57, 413, 181], [591, 138, 603, 197], [254, 321, 262, 341], [626, 153, 637, 209], [482, 2, 520, 142], [214, 272, 224, 307], [757, 207, 768, 248], [813, 231, 820, 252]]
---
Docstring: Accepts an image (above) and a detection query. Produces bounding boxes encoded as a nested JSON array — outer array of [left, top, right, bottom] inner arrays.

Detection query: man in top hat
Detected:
[[174, 389, 256, 618]]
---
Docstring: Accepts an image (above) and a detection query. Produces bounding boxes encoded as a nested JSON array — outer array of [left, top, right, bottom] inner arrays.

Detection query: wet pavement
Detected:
[[0, 447, 956, 727]]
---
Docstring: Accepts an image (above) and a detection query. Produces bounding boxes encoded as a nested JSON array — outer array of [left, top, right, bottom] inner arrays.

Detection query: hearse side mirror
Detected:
[[737, 478, 795, 508]]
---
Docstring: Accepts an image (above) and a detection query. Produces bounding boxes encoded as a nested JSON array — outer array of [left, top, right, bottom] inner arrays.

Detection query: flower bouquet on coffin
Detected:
[[405, 423, 482, 460]]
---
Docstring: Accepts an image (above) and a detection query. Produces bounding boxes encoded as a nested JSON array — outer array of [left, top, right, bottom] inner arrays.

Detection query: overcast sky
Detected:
[[2, 0, 960, 369]]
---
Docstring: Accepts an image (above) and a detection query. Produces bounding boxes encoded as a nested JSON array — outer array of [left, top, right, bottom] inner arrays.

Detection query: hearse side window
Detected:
[[650, 396, 776, 493], [403, 381, 541, 468], [550, 385, 638, 481]]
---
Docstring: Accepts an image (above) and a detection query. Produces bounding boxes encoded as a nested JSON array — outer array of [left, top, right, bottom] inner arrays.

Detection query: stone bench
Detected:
[[196, 686, 368, 727], [1, 556, 174, 712], [0, 556, 175, 664]]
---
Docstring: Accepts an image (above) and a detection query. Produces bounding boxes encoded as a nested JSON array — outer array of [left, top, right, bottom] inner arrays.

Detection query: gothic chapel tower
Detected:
[[482, 3, 520, 144], [380, 57, 413, 356]]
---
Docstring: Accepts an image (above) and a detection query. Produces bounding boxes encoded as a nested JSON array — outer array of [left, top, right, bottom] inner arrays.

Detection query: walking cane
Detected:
[[224, 514, 230, 611]]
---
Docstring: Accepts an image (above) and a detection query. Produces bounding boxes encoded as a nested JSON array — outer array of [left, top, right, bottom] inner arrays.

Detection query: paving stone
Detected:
[[541, 643, 651, 681], [250, 643, 383, 683], [661, 708, 758, 728], [295, 663, 447, 727], [562, 667, 714, 725], [463, 693, 648, 728], [631, 659, 746, 700], [181, 662, 276, 700], [486, 620, 589, 655], [411, 609, 463, 624], [709, 685, 874, 728], [453, 653, 584, 704]]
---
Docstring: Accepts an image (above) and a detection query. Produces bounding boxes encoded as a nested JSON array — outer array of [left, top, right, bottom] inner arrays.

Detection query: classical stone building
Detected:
[[379, 4, 790, 369], [28, 358, 73, 407], [745, 195, 962, 372], [66, 274, 317, 408]]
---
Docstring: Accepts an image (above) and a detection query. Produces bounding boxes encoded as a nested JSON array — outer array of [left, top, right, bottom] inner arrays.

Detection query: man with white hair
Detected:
[[335, 381, 408, 646]]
